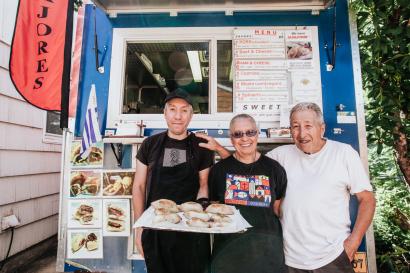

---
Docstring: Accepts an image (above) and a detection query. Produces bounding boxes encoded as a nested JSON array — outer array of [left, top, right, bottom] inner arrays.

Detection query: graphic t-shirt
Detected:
[[137, 132, 213, 170], [225, 174, 272, 208], [209, 155, 287, 273], [136, 132, 214, 203]]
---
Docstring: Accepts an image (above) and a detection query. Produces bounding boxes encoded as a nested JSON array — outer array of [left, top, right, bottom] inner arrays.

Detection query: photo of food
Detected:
[[70, 171, 102, 197], [67, 200, 102, 228], [70, 140, 104, 168], [286, 42, 313, 60], [103, 199, 130, 237], [102, 171, 135, 196], [67, 229, 103, 259]]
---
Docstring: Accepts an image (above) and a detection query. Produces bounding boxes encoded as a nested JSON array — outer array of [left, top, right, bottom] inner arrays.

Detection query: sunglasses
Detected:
[[231, 129, 258, 139]]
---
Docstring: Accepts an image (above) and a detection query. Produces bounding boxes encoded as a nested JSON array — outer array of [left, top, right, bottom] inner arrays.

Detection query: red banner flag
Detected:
[[9, 0, 74, 116]]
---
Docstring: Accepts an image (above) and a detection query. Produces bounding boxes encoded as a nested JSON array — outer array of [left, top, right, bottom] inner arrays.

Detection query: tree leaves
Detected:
[[368, 145, 410, 273], [351, 0, 409, 185]]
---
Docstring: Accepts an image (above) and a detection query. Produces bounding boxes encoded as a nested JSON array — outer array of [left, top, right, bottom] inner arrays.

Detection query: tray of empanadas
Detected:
[[133, 199, 252, 233]]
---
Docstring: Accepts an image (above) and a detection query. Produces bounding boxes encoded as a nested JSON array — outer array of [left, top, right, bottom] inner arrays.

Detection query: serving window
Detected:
[[107, 27, 236, 129], [123, 42, 210, 114]]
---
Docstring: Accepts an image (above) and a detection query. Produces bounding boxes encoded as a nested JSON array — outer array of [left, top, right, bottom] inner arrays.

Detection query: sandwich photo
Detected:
[[70, 171, 101, 197], [73, 204, 94, 225], [103, 171, 135, 196], [103, 199, 130, 236], [67, 230, 103, 259], [68, 200, 102, 229], [70, 140, 104, 167]]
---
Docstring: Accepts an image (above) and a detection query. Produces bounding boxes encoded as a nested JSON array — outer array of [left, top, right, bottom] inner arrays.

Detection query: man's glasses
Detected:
[[231, 129, 258, 139]]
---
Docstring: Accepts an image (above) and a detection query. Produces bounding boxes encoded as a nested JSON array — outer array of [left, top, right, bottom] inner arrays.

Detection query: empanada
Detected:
[[151, 199, 179, 213], [186, 218, 210, 228], [179, 201, 203, 212], [209, 213, 232, 223], [205, 204, 234, 215], [183, 211, 210, 221], [153, 213, 181, 224]]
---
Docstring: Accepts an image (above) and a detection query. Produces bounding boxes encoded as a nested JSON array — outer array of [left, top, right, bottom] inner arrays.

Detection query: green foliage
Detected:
[[368, 145, 410, 273], [351, 1, 410, 271], [350, 0, 410, 153]]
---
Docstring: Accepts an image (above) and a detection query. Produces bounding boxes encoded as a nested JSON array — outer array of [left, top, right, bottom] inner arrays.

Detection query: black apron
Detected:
[[142, 133, 210, 273]]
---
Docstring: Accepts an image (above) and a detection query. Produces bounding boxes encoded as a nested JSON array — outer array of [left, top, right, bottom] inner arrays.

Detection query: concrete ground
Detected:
[[16, 253, 57, 273], [0, 236, 58, 273]]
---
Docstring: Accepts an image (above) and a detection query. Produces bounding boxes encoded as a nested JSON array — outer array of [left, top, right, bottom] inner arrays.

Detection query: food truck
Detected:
[[57, 0, 376, 272]]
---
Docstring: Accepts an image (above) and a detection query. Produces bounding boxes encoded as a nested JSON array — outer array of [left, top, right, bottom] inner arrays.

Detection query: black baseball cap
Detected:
[[164, 88, 193, 106]]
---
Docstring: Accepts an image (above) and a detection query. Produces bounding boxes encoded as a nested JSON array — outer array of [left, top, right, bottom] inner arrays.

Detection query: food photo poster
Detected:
[[102, 199, 131, 237]]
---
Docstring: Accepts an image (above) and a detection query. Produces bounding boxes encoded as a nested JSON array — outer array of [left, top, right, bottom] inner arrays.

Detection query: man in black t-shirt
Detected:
[[132, 89, 214, 273]]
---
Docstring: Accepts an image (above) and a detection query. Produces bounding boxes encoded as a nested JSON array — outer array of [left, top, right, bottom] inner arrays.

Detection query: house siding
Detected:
[[0, 0, 61, 260]]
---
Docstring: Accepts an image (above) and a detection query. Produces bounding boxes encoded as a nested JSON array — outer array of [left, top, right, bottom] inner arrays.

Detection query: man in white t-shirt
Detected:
[[266, 102, 375, 273]]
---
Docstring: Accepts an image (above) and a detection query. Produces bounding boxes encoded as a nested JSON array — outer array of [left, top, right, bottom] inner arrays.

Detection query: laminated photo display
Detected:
[[69, 170, 102, 198], [103, 199, 131, 237], [70, 140, 104, 168], [67, 199, 103, 229], [67, 229, 103, 259], [102, 170, 135, 196]]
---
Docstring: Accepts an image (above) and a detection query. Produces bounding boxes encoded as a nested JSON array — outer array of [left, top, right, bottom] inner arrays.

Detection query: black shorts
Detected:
[[286, 251, 354, 273]]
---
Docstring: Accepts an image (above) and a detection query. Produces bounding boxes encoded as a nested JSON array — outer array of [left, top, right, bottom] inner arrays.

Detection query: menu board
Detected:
[[233, 27, 322, 122]]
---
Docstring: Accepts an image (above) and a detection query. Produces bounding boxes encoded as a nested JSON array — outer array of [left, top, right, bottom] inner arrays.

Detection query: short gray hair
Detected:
[[229, 114, 257, 132], [290, 102, 324, 124]]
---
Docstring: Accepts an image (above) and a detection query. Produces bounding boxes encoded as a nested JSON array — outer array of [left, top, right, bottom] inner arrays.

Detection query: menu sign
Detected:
[[233, 27, 322, 122], [234, 60, 286, 70]]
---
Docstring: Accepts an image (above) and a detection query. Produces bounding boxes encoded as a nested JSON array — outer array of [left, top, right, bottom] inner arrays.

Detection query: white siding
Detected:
[[0, 0, 62, 261], [0, 195, 59, 227], [0, 68, 23, 100], [0, 95, 44, 129], [0, 122, 61, 152], [0, 215, 59, 258], [0, 150, 61, 177], [0, 0, 18, 45], [0, 173, 60, 206], [0, 42, 10, 69]]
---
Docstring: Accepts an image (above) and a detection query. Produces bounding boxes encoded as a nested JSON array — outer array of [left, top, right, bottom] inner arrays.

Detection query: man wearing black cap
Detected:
[[132, 89, 214, 273]]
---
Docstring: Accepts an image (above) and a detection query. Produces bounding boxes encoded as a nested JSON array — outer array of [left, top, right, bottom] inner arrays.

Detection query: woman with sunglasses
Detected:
[[208, 114, 288, 273]]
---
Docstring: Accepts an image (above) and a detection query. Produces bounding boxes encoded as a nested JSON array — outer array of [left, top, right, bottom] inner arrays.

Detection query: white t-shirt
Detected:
[[266, 140, 372, 270]]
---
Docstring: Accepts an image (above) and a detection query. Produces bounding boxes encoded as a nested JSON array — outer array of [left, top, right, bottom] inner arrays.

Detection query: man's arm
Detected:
[[197, 167, 210, 199], [195, 133, 231, 159], [343, 190, 376, 261], [132, 159, 148, 257]]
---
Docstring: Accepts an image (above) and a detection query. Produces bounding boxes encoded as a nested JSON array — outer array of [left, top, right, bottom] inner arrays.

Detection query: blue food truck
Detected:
[[57, 0, 375, 272]]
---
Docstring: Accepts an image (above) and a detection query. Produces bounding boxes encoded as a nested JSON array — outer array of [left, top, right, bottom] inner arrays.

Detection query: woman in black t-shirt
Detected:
[[209, 114, 287, 273]]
